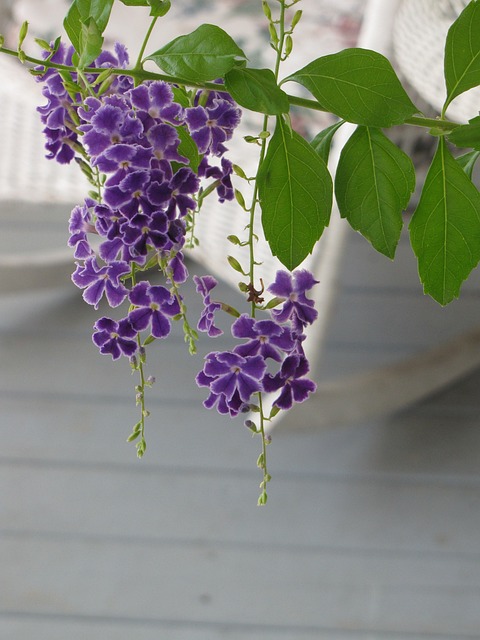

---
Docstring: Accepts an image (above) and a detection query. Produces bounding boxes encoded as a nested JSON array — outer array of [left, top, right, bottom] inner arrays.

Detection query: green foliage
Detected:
[[224, 68, 290, 115], [448, 115, 480, 151], [335, 126, 415, 258], [443, 0, 480, 112], [409, 137, 480, 305], [146, 24, 246, 82], [310, 120, 344, 164], [258, 117, 332, 271], [175, 126, 201, 173], [284, 48, 418, 127], [456, 150, 480, 179], [63, 0, 114, 67]]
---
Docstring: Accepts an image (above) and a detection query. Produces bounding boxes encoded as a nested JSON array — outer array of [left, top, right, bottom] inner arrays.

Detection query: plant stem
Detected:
[[1, 45, 462, 132], [134, 16, 159, 71]]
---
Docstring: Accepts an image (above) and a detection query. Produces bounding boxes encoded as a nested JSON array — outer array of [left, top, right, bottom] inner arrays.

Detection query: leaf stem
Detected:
[[134, 16, 159, 71]]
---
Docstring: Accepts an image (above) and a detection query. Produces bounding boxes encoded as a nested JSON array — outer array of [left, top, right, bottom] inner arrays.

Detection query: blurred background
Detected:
[[1, 1, 480, 638]]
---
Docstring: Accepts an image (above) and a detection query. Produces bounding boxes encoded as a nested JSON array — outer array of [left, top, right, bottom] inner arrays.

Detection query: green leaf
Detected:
[[284, 48, 418, 127], [175, 125, 201, 173], [147, 0, 171, 16], [335, 126, 415, 258], [257, 117, 332, 270], [310, 120, 344, 164], [118, 0, 149, 4], [63, 0, 113, 60], [409, 137, 480, 305], [146, 24, 246, 82], [444, 0, 480, 111], [456, 150, 480, 179], [224, 67, 290, 115], [78, 17, 103, 69], [448, 115, 480, 151]]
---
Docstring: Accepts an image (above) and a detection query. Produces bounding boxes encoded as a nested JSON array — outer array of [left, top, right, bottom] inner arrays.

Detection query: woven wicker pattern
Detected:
[[393, 0, 480, 122]]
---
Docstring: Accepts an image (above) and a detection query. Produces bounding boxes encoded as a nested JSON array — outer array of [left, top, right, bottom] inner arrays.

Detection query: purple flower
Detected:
[[92, 316, 138, 360], [147, 123, 187, 165], [79, 96, 143, 157], [268, 269, 319, 329], [121, 210, 169, 257], [193, 275, 223, 337], [185, 97, 241, 156], [72, 257, 130, 309], [200, 157, 234, 202], [196, 351, 267, 416], [263, 354, 316, 410], [128, 281, 180, 338], [129, 81, 184, 131], [68, 203, 96, 258], [232, 314, 294, 362], [94, 143, 152, 177], [37, 41, 132, 164]]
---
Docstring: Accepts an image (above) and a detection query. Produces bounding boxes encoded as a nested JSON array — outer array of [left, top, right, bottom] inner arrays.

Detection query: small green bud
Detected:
[[269, 22, 279, 46], [244, 420, 257, 433], [258, 130, 271, 140], [291, 9, 303, 29], [234, 189, 246, 209], [262, 1, 272, 20], [232, 164, 248, 180], [227, 235, 242, 245], [227, 255, 247, 275], [244, 135, 261, 145], [18, 21, 28, 50], [238, 281, 249, 293], [284, 34, 293, 57], [34, 38, 51, 51], [257, 490, 268, 506], [257, 452, 265, 469]]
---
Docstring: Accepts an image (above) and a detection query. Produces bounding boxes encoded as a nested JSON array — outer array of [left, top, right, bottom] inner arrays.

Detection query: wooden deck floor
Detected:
[[1, 200, 480, 639]]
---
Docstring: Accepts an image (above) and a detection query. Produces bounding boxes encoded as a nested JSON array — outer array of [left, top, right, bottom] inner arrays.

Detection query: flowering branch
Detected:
[[1, 0, 479, 504]]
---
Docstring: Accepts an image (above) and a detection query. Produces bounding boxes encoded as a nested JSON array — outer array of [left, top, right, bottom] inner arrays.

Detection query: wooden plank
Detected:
[[1, 535, 480, 636], [0, 615, 471, 640], [3, 462, 480, 554]]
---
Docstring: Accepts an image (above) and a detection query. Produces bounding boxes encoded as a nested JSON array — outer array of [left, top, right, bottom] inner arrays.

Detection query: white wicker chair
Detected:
[[2, 0, 480, 428]]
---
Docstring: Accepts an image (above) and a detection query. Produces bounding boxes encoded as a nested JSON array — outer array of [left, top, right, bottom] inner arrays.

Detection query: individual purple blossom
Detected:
[[72, 257, 130, 309], [68, 202, 96, 258], [80, 97, 143, 157], [231, 314, 294, 362], [121, 210, 169, 257], [129, 81, 184, 131], [196, 351, 267, 416], [92, 316, 138, 360], [185, 98, 241, 156], [193, 275, 223, 337], [146, 123, 187, 165], [167, 251, 189, 284], [268, 269, 319, 330], [200, 156, 234, 202], [128, 281, 180, 338], [263, 354, 316, 410], [149, 166, 199, 218]]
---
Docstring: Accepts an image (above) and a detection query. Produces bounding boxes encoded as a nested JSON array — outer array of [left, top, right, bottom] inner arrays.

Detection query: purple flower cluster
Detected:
[[37, 42, 131, 164], [36, 42, 241, 363], [196, 270, 318, 416]]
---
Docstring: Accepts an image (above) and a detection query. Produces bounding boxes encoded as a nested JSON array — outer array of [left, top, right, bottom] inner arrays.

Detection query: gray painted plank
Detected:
[[1, 535, 480, 636], [3, 462, 480, 555]]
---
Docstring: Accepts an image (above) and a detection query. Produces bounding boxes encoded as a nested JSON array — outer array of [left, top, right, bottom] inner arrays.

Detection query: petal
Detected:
[[151, 311, 171, 338]]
